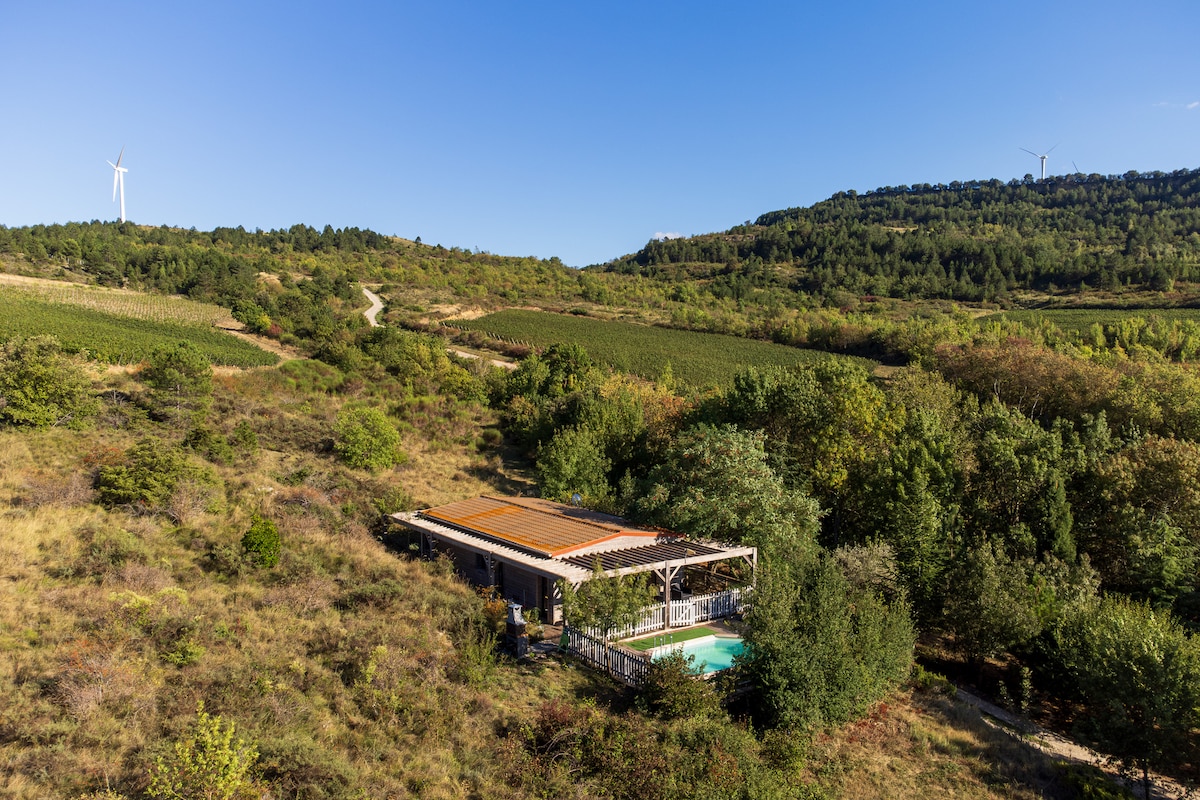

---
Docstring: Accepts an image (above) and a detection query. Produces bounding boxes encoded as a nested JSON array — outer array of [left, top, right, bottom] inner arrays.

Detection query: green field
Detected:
[[0, 279, 233, 326], [996, 307, 1200, 333], [0, 288, 278, 367], [454, 309, 875, 386]]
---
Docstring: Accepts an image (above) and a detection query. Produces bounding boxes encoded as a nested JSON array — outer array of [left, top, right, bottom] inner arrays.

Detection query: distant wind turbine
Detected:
[[1019, 144, 1057, 180], [107, 147, 128, 222]]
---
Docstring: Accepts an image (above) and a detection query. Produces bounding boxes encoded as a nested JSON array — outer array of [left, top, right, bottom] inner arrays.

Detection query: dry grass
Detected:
[[807, 687, 1084, 800], [0, 366, 1104, 800]]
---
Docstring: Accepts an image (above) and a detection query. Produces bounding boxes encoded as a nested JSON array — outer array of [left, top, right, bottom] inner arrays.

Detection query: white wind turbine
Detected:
[[1019, 144, 1057, 180], [107, 147, 128, 222]]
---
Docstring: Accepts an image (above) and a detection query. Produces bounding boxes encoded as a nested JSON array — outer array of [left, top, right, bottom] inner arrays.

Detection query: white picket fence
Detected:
[[565, 626, 649, 687], [587, 587, 748, 642]]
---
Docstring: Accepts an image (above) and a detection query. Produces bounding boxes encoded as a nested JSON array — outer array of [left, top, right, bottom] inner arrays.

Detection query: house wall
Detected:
[[437, 542, 492, 587], [500, 564, 539, 614], [430, 541, 563, 624]]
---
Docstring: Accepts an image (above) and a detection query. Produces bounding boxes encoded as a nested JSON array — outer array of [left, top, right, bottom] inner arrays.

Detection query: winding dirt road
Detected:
[[361, 286, 384, 327]]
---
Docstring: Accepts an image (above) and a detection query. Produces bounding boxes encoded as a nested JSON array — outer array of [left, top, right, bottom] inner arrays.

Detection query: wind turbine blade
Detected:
[[112, 168, 119, 201], [115, 146, 125, 168], [1046, 143, 1059, 155], [1019, 147, 1039, 157]]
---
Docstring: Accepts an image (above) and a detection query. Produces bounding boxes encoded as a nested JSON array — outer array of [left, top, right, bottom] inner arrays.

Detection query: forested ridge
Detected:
[[602, 168, 1200, 303]]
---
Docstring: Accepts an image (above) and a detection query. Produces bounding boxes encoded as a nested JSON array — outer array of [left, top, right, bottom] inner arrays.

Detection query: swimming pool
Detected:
[[650, 635, 745, 674]]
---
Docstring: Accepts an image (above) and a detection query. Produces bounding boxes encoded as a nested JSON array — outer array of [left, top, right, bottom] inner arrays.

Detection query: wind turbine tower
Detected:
[[1020, 144, 1057, 180], [107, 147, 128, 222]]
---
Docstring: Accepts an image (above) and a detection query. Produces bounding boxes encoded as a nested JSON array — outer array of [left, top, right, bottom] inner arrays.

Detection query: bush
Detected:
[[0, 335, 97, 428], [241, 515, 281, 568], [184, 425, 234, 465], [230, 419, 258, 452], [148, 703, 261, 800], [640, 650, 722, 719], [96, 439, 222, 519], [333, 406, 405, 472]]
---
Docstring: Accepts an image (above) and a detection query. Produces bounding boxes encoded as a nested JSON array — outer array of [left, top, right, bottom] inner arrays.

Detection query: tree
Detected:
[[139, 341, 213, 422], [942, 540, 1044, 666], [333, 406, 404, 472], [536, 426, 612, 504], [559, 562, 656, 641], [0, 335, 96, 428], [639, 423, 821, 559], [863, 407, 964, 618], [1075, 435, 1200, 602], [741, 554, 914, 732], [967, 401, 1074, 560], [721, 362, 899, 547], [1050, 597, 1200, 797]]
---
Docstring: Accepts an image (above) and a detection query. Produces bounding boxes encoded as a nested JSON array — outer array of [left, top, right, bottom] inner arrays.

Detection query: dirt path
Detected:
[[954, 687, 1191, 799], [362, 286, 384, 327], [448, 348, 517, 370]]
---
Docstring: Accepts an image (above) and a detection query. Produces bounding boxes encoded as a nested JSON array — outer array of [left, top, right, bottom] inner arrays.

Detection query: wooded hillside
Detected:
[[601, 169, 1200, 303]]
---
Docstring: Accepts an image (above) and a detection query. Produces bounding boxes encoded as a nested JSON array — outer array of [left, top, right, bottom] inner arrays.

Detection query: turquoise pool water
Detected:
[[651, 635, 745, 674]]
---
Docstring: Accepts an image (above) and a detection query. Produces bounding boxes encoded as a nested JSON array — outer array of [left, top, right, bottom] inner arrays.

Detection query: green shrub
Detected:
[[161, 638, 206, 667], [371, 485, 414, 516], [184, 425, 234, 465], [241, 515, 281, 569], [230, 419, 258, 452], [148, 703, 261, 800], [96, 439, 222, 519], [639, 650, 722, 719], [0, 335, 97, 428], [333, 406, 405, 472]]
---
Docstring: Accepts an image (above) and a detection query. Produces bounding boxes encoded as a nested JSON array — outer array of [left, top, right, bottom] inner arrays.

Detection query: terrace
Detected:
[[391, 496, 755, 684]]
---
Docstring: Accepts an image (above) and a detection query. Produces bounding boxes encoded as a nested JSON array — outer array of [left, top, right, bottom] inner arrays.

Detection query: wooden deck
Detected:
[[562, 588, 749, 686]]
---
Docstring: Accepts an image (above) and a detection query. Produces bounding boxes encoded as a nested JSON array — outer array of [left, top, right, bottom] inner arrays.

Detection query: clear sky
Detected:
[[3, 1, 1197, 266]]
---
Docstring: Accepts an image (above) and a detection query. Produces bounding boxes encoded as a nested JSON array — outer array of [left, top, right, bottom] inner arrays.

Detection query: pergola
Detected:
[[390, 495, 756, 622]]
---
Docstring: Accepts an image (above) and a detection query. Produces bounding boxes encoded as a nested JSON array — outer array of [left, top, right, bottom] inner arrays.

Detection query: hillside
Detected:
[[599, 169, 1200, 305], [2, 198, 1200, 798]]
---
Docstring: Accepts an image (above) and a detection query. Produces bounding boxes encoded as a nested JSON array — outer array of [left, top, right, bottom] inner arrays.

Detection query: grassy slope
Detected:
[[0, 367, 563, 799], [0, 365, 1115, 799]]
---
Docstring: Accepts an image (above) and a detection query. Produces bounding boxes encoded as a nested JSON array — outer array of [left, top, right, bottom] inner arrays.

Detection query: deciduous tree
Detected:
[[1050, 597, 1200, 798], [0, 335, 96, 428]]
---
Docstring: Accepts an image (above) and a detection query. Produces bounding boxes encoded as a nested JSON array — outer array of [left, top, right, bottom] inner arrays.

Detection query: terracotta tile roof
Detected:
[[419, 495, 676, 558]]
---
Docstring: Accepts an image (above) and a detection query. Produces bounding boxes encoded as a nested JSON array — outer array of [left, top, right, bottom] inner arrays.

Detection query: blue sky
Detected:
[[3, 1, 1197, 266]]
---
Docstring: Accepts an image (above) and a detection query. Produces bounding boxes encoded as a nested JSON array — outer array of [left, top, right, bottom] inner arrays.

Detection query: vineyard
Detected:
[[452, 309, 875, 386], [0, 288, 278, 367], [996, 307, 1200, 361], [998, 307, 1200, 331], [0, 278, 234, 326]]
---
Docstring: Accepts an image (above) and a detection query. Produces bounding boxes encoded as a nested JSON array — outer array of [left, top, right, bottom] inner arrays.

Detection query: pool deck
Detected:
[[622, 619, 741, 652]]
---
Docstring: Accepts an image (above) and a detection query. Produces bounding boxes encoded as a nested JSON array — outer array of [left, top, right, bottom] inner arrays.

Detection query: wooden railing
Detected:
[[564, 626, 649, 687], [597, 587, 749, 641]]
